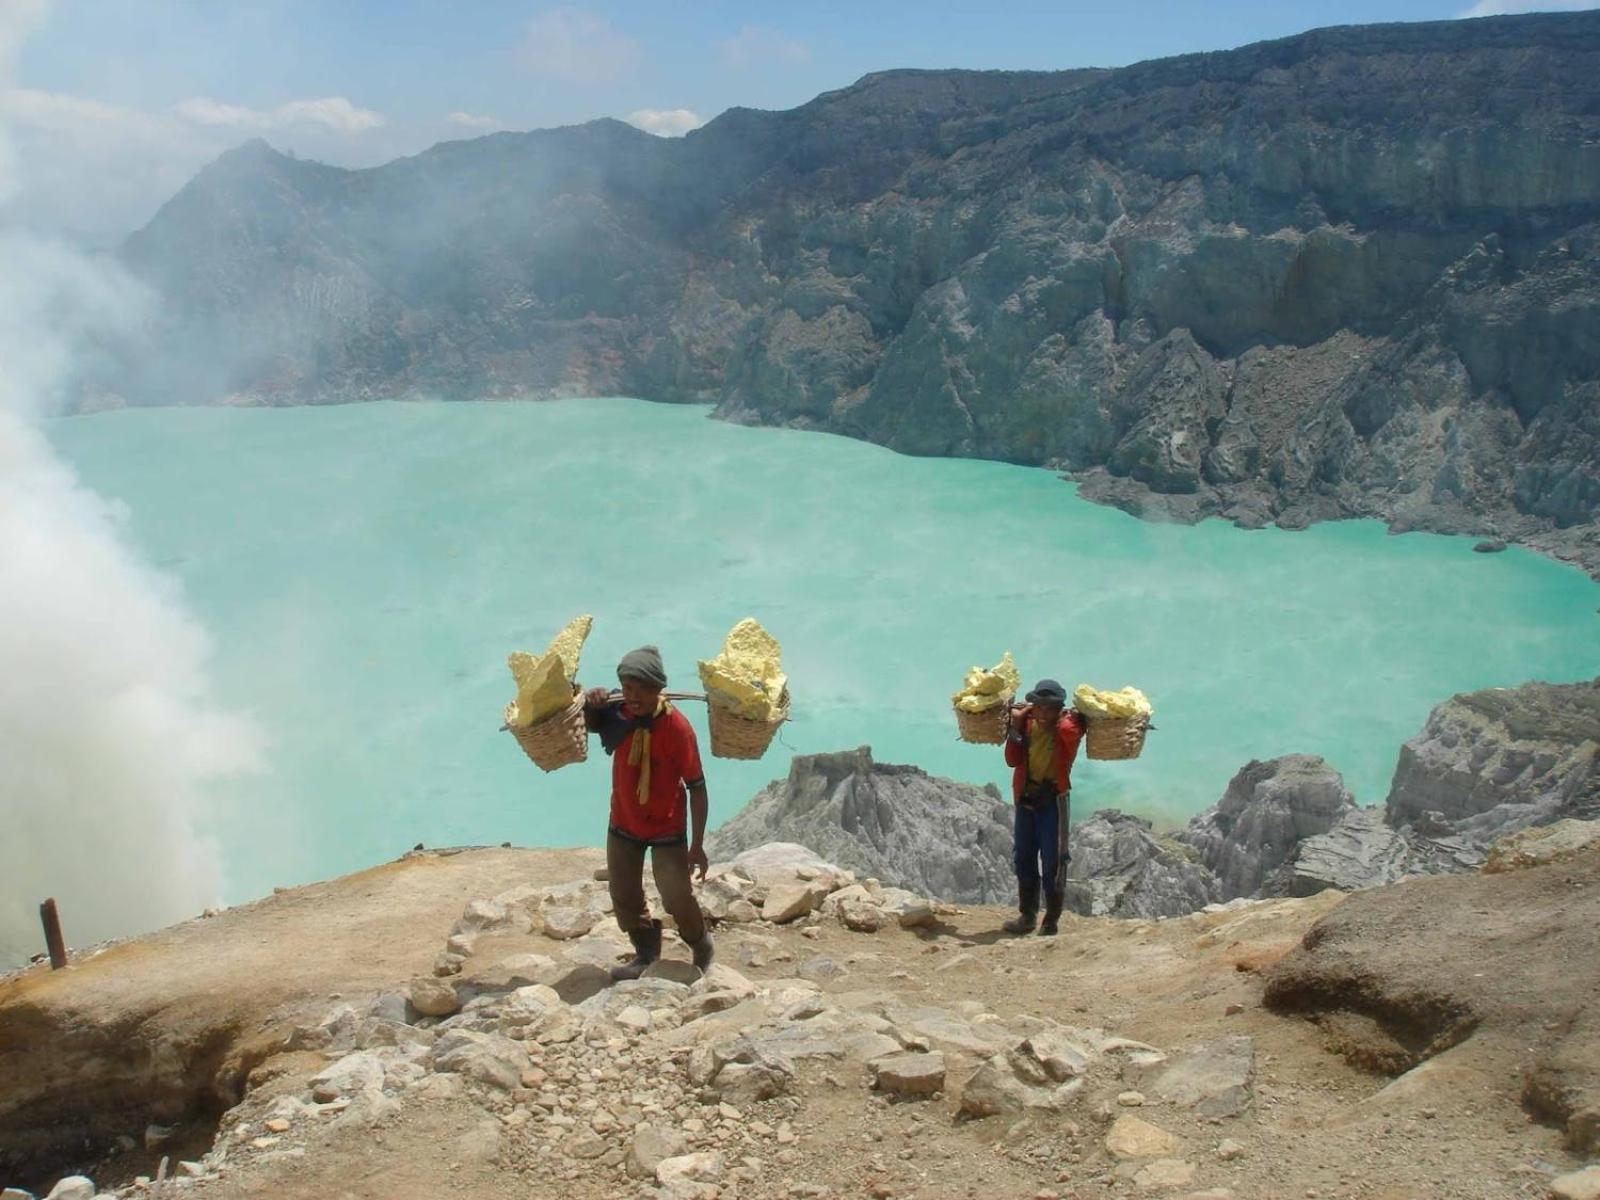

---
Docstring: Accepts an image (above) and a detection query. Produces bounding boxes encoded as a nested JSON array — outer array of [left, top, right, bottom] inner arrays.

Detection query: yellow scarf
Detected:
[[1028, 715, 1058, 784], [627, 698, 674, 805]]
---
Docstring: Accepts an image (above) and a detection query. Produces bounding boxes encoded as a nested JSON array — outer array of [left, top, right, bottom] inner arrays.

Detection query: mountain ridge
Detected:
[[112, 10, 1600, 577]]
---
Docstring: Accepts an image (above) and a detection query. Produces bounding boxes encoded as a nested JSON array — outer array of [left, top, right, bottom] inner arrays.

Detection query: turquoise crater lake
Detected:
[[49, 398, 1600, 906]]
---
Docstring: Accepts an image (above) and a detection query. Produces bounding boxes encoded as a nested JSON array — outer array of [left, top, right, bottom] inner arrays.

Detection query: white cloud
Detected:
[[625, 107, 704, 137], [171, 96, 259, 127], [717, 25, 811, 69], [5, 86, 169, 139], [175, 94, 386, 134], [1457, 0, 1598, 14], [448, 110, 503, 130], [520, 8, 641, 86]]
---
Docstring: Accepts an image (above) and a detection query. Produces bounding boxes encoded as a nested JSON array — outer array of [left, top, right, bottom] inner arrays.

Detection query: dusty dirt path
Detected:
[[3, 847, 1594, 1200]]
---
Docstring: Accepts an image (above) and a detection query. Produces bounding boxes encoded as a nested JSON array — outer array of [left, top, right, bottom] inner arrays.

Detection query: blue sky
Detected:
[[2, 0, 1596, 241]]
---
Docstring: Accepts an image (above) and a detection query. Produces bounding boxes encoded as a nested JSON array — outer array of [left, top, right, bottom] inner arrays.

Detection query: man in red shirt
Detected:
[[1003, 679, 1085, 936], [584, 645, 714, 979]]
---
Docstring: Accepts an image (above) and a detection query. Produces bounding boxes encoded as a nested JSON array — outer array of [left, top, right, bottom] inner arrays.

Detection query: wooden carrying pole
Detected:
[[39, 897, 68, 969], [500, 691, 708, 732]]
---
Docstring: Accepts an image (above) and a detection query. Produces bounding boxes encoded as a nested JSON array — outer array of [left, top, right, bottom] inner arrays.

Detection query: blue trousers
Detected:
[[1014, 793, 1071, 896]]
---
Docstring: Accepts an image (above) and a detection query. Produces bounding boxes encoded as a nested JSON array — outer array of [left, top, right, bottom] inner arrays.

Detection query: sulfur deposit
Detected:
[[698, 618, 788, 720], [506, 615, 594, 727], [952, 652, 1021, 713], [1074, 684, 1154, 720]]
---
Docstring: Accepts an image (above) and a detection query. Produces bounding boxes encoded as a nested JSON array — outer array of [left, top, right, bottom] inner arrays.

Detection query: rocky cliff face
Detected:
[[113, 13, 1600, 575], [1178, 755, 1357, 898], [1061, 810, 1220, 919], [1386, 676, 1600, 844], [703, 747, 1016, 904]]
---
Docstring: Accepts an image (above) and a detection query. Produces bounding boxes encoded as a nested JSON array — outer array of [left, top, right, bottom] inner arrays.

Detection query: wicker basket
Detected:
[[504, 692, 589, 772], [707, 687, 790, 760], [1084, 714, 1150, 761], [954, 694, 1013, 744]]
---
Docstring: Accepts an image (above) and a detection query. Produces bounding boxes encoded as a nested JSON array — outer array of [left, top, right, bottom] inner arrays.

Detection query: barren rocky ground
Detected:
[[3, 838, 1597, 1200]]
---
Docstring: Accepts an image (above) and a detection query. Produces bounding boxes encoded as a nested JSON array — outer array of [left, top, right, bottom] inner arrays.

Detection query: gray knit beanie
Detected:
[[617, 645, 668, 688]]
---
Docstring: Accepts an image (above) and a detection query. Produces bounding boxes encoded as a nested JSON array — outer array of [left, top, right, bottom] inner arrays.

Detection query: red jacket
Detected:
[[1004, 709, 1085, 803]]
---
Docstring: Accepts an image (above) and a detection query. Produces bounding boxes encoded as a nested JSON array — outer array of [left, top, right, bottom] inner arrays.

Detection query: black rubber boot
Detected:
[[610, 922, 662, 981], [1038, 891, 1064, 936], [687, 931, 715, 971], [1002, 882, 1040, 935]]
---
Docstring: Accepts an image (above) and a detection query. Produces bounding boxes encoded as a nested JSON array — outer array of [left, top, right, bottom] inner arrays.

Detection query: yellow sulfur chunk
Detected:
[[542, 614, 594, 681], [699, 618, 788, 721], [507, 614, 594, 727], [1073, 683, 1154, 720], [952, 651, 1020, 713]]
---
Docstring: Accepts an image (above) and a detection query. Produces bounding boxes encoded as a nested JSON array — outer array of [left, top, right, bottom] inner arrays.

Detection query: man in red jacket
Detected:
[[584, 645, 714, 979], [1003, 679, 1085, 936]]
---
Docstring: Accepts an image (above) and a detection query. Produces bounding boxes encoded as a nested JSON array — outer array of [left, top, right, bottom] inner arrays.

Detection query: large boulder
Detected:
[[1263, 842, 1600, 1153], [1178, 755, 1357, 899], [706, 748, 1016, 903], [1386, 678, 1600, 846]]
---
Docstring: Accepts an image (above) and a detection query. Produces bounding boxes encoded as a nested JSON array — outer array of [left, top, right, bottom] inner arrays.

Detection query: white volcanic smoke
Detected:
[[0, 6, 260, 964]]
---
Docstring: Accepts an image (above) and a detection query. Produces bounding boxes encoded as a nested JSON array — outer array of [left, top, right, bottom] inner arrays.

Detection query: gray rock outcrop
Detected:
[[1385, 677, 1600, 846], [1178, 756, 1357, 900], [108, 13, 1600, 578], [1262, 807, 1410, 898], [1061, 810, 1220, 919], [705, 748, 1015, 904]]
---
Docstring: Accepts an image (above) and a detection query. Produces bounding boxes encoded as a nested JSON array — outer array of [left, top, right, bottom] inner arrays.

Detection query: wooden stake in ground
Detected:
[[39, 897, 68, 969]]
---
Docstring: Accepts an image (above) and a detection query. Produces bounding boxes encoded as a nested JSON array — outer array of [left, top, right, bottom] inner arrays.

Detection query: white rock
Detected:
[[1015, 1029, 1094, 1081], [725, 843, 839, 886], [45, 1179, 95, 1200], [615, 1005, 653, 1032], [310, 1052, 387, 1102], [1215, 1138, 1245, 1162], [1551, 1165, 1600, 1200], [657, 1150, 725, 1185], [1133, 1158, 1197, 1189], [542, 906, 600, 940], [762, 880, 831, 924], [496, 982, 564, 1028], [820, 884, 872, 914], [875, 888, 937, 928], [724, 898, 761, 923], [431, 1030, 528, 1090], [837, 898, 889, 932], [693, 963, 757, 998]]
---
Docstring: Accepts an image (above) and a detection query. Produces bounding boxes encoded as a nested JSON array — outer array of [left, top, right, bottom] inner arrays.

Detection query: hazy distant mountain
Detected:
[[118, 13, 1600, 575]]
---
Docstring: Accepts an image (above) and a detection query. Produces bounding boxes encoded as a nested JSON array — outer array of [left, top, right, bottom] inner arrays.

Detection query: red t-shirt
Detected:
[[608, 706, 705, 843]]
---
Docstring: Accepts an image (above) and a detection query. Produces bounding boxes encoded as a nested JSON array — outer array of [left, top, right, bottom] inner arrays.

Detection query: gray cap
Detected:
[[617, 645, 668, 688], [1025, 678, 1067, 705]]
